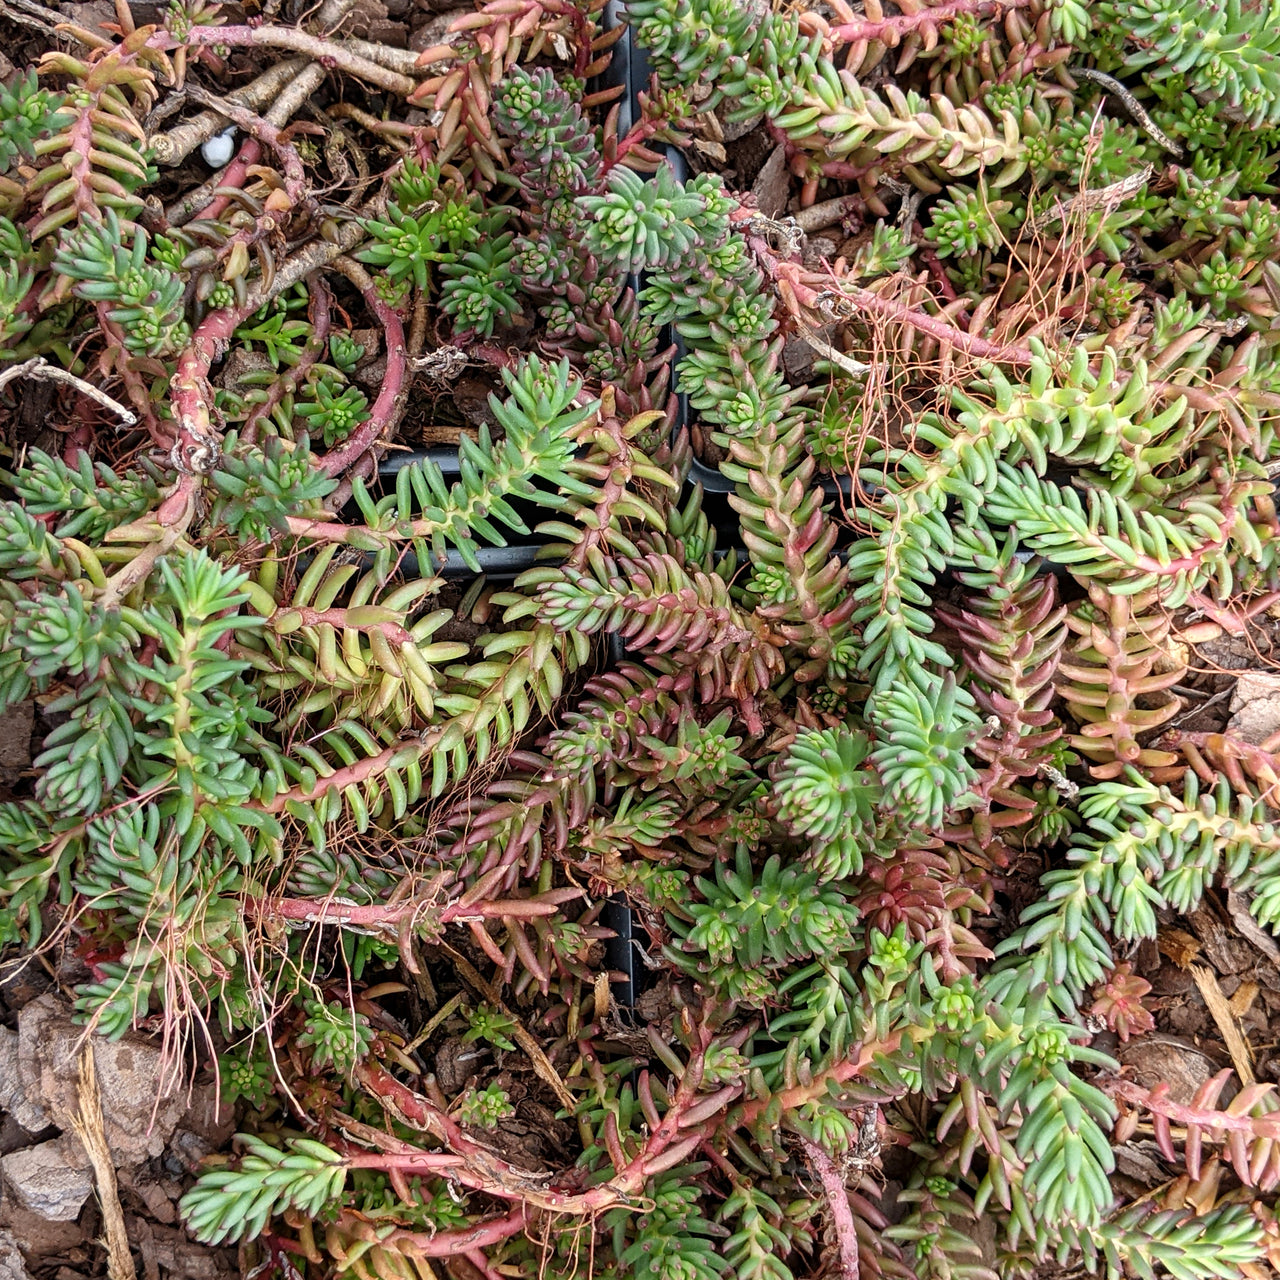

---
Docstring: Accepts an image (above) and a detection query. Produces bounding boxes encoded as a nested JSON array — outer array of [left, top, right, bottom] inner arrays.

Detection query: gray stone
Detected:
[[409, 6, 473, 51], [182, 1085, 235, 1148], [0, 1138, 92, 1222], [1228, 672, 1280, 745], [59, 2, 117, 41], [17, 997, 186, 1166], [1199, 633, 1261, 671], [0, 1229, 32, 1280], [0, 1028, 49, 1136], [0, 1030, 19, 1113]]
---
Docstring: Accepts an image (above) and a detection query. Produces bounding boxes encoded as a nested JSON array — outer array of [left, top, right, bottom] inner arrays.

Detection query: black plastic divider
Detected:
[[363, 12, 648, 1004], [598, 10, 646, 1018], [363, 22, 877, 1005]]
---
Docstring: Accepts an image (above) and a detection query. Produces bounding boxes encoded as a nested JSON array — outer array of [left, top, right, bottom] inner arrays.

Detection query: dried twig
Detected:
[[1068, 66, 1183, 156], [441, 943, 577, 1112], [1190, 964, 1256, 1085], [148, 57, 310, 165], [148, 26, 418, 97], [0, 357, 137, 426], [1226, 889, 1280, 967], [68, 1045, 136, 1280]]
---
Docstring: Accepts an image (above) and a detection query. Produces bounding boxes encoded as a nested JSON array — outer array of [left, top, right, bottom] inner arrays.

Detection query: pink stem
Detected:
[[169, 299, 258, 474], [276, 605, 412, 645], [608, 121, 664, 171], [194, 138, 263, 223], [184, 91, 312, 212], [325, 449, 376, 514], [316, 270, 408, 477], [799, 1137, 860, 1280], [243, 276, 331, 446], [914, 222, 968, 315], [464, 1248, 508, 1280], [1185, 589, 1280, 634], [828, 0, 1033, 45], [61, 107, 162, 438], [370, 1206, 529, 1257], [355, 1034, 898, 1212]]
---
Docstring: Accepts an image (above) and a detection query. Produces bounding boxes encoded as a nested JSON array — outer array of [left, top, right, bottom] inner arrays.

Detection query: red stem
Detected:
[[740, 221, 1241, 412], [170, 299, 259, 474], [354, 1206, 530, 1257], [606, 115, 665, 174], [184, 92, 312, 212], [280, 605, 413, 645]]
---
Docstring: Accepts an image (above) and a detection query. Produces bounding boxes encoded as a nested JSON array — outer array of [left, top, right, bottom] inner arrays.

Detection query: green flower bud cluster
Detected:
[[296, 378, 370, 448], [493, 67, 602, 200], [869, 675, 979, 834], [924, 184, 1020, 258], [774, 727, 881, 880], [581, 164, 721, 274], [456, 1083, 515, 1129], [440, 234, 522, 338], [670, 846, 860, 1001], [296, 998, 375, 1077], [0, 70, 67, 175], [54, 211, 189, 356]]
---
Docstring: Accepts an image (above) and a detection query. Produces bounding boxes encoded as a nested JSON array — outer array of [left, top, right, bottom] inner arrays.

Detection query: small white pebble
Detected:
[[201, 126, 237, 168]]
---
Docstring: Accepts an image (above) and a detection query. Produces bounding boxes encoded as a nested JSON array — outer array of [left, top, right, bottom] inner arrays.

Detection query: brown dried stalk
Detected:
[[251, 887, 582, 930], [149, 57, 310, 165], [738, 209, 1248, 417], [0, 357, 136, 426]]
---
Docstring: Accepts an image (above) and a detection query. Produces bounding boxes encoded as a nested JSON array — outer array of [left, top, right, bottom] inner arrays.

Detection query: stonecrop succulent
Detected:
[[0, 0, 1279, 1278]]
